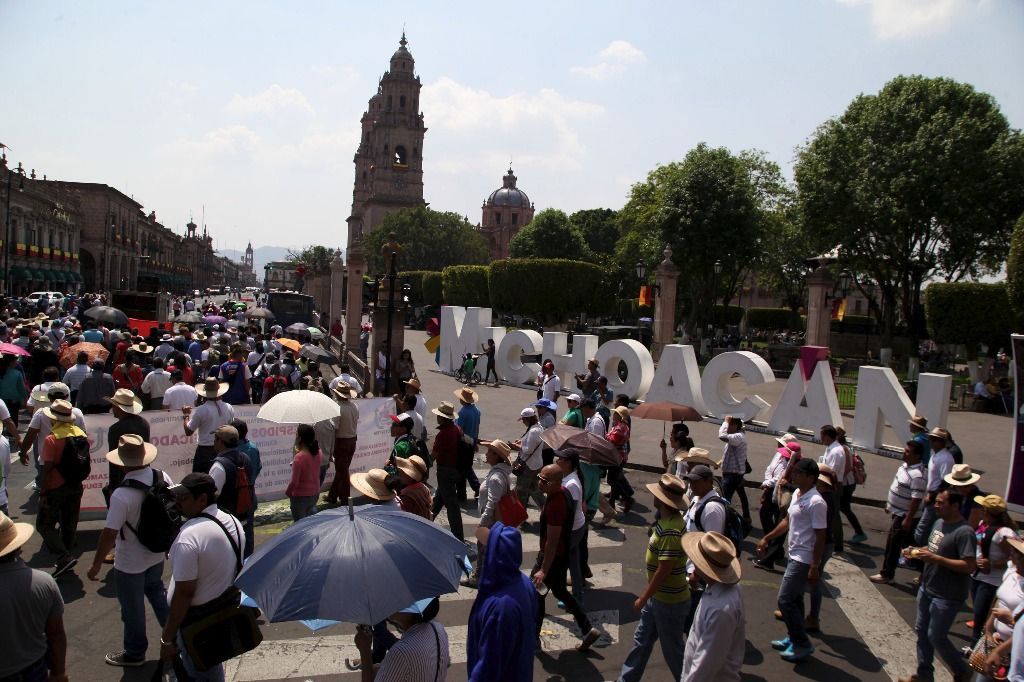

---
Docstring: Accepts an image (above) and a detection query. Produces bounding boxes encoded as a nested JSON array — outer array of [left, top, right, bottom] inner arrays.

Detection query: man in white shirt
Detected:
[[160, 473, 243, 679], [162, 370, 198, 412], [582, 399, 606, 438], [555, 449, 588, 607], [404, 378, 427, 426], [17, 383, 85, 468], [329, 364, 364, 397], [681, 464, 727, 630], [87, 435, 173, 668], [681, 531, 745, 681], [718, 417, 750, 523], [818, 425, 846, 550], [140, 358, 172, 410], [62, 351, 92, 405], [756, 458, 827, 663]]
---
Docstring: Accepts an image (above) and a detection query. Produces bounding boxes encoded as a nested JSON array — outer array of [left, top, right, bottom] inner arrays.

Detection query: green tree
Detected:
[[361, 208, 489, 274], [1006, 213, 1024, 319], [617, 144, 780, 339], [287, 245, 336, 275], [509, 209, 596, 262], [569, 208, 619, 257], [442, 265, 490, 307], [795, 75, 1024, 347], [924, 282, 1018, 360]]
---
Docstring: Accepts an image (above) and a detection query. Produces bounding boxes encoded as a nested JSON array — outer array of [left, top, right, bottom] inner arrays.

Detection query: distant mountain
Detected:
[[218, 246, 294, 274]]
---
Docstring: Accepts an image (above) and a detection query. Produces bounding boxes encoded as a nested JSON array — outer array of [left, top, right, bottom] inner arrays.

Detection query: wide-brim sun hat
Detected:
[[0, 513, 34, 558], [333, 381, 356, 400], [198, 377, 229, 398], [42, 399, 77, 423], [453, 387, 478, 404], [681, 531, 741, 584], [396, 455, 428, 482], [105, 388, 144, 414], [677, 447, 718, 468], [944, 463, 981, 487], [484, 439, 513, 460], [106, 434, 158, 467], [350, 468, 396, 501], [646, 473, 688, 511], [974, 494, 1007, 515], [431, 401, 456, 420], [776, 433, 798, 447], [404, 377, 422, 391]]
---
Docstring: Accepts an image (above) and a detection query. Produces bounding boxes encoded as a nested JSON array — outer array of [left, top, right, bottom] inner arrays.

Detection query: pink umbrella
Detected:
[[0, 343, 30, 357]]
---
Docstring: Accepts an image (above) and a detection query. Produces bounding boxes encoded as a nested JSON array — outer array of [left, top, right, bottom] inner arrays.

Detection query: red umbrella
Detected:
[[0, 343, 29, 357], [59, 342, 109, 369]]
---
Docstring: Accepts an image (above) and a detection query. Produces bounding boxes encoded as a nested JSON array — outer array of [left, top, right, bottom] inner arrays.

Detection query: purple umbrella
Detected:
[[203, 315, 227, 325]]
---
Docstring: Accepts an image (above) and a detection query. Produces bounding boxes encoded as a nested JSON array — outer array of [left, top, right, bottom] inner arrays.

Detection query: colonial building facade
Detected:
[[478, 167, 535, 260], [345, 33, 427, 249]]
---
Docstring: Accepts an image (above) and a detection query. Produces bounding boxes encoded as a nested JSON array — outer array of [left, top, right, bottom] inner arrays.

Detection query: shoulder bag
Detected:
[[496, 468, 527, 528], [179, 513, 263, 672]]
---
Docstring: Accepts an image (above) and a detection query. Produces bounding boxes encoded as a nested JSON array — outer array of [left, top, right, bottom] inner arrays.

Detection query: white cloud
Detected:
[[838, 0, 987, 40], [420, 77, 603, 171], [159, 124, 358, 168], [168, 125, 261, 160], [225, 84, 315, 116], [571, 39, 647, 80]]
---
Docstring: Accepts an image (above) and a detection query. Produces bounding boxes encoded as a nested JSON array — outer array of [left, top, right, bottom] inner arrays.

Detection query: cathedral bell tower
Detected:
[[346, 32, 427, 249]]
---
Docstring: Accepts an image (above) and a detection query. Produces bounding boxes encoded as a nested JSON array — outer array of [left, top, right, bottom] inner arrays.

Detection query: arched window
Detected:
[[394, 145, 407, 165], [495, 213, 502, 225], [512, 213, 519, 227], [399, 95, 406, 108], [387, 95, 392, 109]]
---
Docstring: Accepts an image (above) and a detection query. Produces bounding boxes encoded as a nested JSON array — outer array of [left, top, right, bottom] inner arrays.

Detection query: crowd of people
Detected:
[[1, 296, 1023, 681]]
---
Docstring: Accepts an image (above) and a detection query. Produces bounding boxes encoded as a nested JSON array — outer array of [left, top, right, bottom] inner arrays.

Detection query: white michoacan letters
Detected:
[[542, 332, 573, 391], [496, 329, 543, 385], [644, 344, 706, 413], [439, 306, 491, 373], [768, 360, 844, 434], [916, 373, 952, 435], [852, 366, 916, 450], [701, 351, 775, 423], [594, 339, 654, 400]]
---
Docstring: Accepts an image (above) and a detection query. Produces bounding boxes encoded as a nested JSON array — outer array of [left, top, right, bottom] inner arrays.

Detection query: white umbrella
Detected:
[[257, 390, 340, 424]]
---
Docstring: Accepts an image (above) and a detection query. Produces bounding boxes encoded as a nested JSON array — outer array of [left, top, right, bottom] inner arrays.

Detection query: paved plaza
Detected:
[[5, 328, 1014, 681]]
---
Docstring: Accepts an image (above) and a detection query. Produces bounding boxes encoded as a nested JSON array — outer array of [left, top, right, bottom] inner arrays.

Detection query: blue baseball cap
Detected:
[[532, 399, 557, 411]]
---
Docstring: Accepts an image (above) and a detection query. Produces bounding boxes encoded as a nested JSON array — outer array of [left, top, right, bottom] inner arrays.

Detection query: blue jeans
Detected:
[[778, 558, 812, 648], [177, 632, 224, 681], [809, 543, 834, 619], [915, 588, 968, 680], [114, 563, 169, 658], [617, 597, 686, 682]]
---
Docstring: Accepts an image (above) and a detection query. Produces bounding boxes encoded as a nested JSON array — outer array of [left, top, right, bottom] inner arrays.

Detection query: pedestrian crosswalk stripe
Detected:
[[223, 609, 619, 680], [441, 562, 622, 602]]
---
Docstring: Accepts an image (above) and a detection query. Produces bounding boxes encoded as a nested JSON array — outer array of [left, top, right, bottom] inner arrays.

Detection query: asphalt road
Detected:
[[5, 318, 999, 681]]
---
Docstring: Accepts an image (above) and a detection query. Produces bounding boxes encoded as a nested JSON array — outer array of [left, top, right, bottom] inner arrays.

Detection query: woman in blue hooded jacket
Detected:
[[467, 521, 537, 681]]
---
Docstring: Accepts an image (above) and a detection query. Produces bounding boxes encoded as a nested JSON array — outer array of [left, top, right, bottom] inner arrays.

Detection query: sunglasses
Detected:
[[537, 476, 550, 485]]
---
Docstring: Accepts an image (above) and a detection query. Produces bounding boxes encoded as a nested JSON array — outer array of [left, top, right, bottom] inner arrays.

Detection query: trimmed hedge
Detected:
[[924, 282, 1017, 358], [489, 258, 609, 324], [712, 304, 744, 326], [421, 272, 443, 307], [746, 307, 797, 330], [442, 265, 490, 308]]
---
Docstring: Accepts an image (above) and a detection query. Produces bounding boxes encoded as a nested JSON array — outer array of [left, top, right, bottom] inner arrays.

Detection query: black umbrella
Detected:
[[286, 322, 309, 334], [246, 307, 276, 321], [300, 344, 339, 365], [83, 305, 128, 327]]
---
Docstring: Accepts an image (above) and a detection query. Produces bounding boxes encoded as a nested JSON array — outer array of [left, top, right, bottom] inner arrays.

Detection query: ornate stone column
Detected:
[[805, 265, 833, 347], [651, 245, 679, 362], [344, 241, 366, 351]]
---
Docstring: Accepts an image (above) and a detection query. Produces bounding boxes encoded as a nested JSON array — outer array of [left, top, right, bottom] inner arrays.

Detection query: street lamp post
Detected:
[[3, 159, 27, 298], [381, 234, 401, 395], [635, 260, 646, 342], [711, 260, 723, 335]]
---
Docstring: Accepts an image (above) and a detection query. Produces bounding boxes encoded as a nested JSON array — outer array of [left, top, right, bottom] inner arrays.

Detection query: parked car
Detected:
[[27, 291, 65, 304]]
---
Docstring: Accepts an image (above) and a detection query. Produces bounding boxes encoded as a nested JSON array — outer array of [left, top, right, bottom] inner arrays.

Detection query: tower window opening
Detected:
[[512, 213, 519, 226], [495, 213, 502, 225], [399, 95, 406, 108], [394, 145, 408, 165]]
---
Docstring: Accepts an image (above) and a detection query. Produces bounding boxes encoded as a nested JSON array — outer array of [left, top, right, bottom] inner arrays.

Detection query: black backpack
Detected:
[[695, 494, 747, 557], [120, 469, 184, 553], [56, 435, 91, 485]]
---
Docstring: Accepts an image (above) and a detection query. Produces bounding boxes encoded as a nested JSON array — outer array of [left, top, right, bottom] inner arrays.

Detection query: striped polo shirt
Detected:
[[645, 514, 690, 604], [887, 462, 927, 517]]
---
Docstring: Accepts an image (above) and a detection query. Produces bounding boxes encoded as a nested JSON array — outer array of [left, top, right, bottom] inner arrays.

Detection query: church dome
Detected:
[[390, 33, 414, 67], [486, 167, 531, 208]]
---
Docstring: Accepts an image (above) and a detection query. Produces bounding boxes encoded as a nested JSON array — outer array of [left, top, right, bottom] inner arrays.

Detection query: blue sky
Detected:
[[2, 1, 1021, 253]]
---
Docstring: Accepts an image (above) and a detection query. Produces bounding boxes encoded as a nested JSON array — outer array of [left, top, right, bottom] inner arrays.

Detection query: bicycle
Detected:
[[454, 352, 482, 385]]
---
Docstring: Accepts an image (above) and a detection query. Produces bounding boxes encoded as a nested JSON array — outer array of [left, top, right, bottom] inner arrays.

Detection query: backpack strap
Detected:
[[121, 469, 160, 541], [694, 494, 725, 532], [198, 511, 243, 575]]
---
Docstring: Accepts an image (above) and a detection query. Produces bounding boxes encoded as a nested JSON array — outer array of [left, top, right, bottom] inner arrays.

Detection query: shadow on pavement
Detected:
[[537, 647, 607, 681]]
